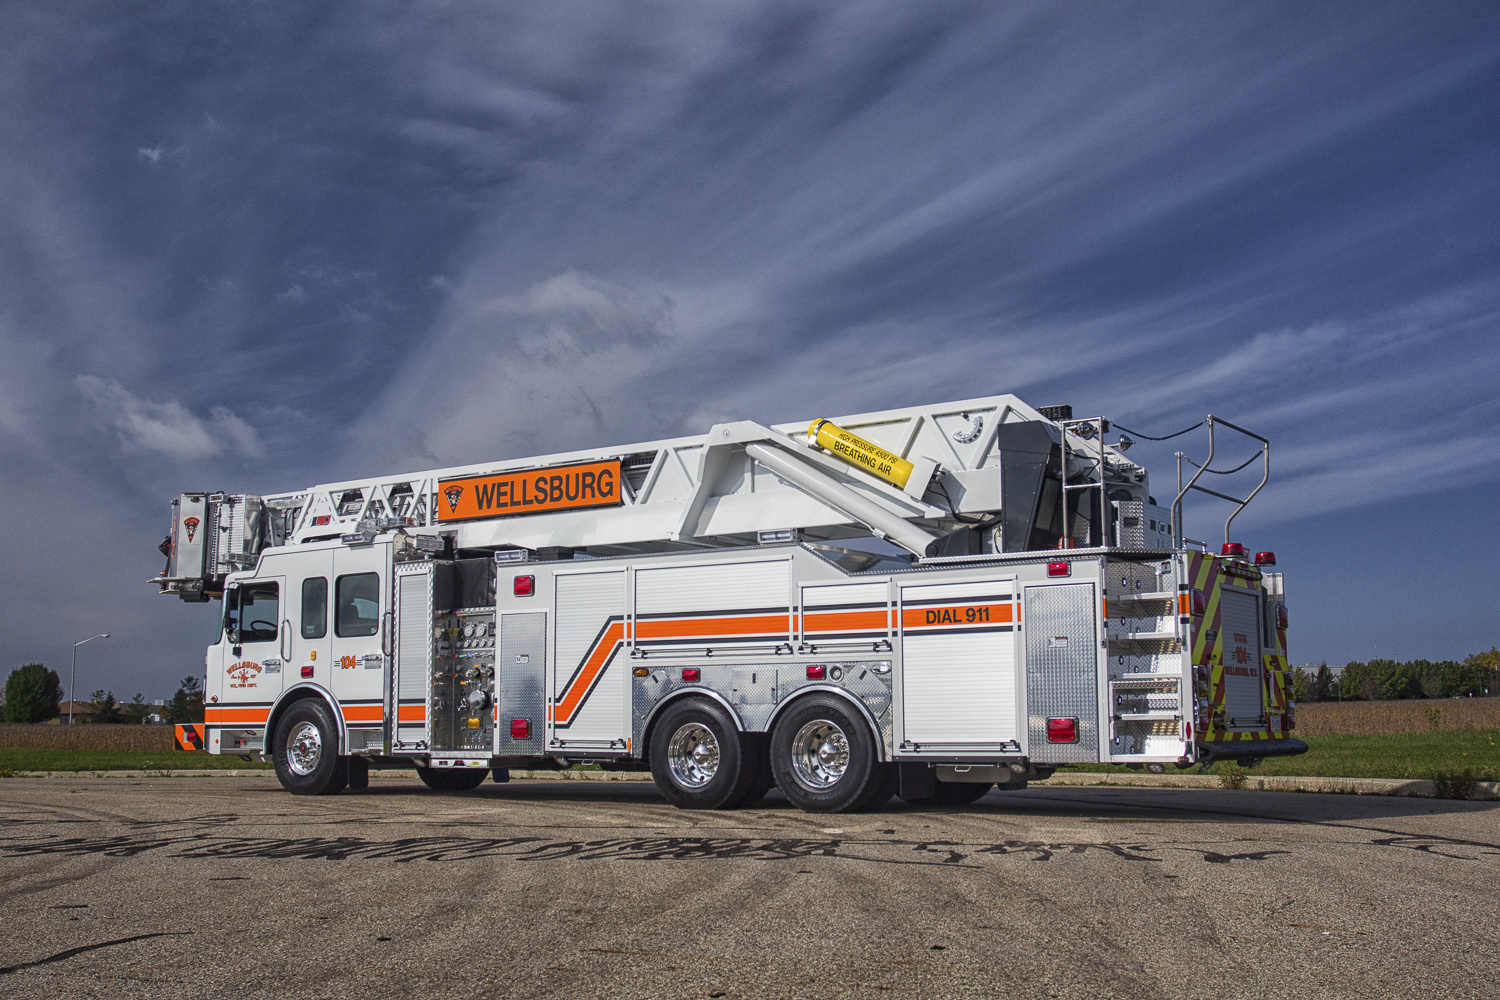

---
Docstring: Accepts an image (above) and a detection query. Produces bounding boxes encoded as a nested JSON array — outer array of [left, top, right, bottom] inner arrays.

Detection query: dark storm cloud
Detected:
[[2, 1, 1498, 696]]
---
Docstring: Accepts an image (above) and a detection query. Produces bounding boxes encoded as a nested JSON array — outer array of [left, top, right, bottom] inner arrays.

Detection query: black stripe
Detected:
[[557, 616, 624, 703], [553, 643, 623, 730], [900, 596, 1012, 609], [635, 606, 787, 621]]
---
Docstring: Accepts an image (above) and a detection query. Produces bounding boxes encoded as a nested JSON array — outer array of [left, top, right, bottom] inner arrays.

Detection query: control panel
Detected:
[[429, 607, 496, 753]]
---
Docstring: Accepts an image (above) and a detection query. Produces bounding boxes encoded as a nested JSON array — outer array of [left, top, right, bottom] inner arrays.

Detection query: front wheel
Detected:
[[271, 700, 348, 796], [416, 765, 491, 791], [769, 695, 882, 813]]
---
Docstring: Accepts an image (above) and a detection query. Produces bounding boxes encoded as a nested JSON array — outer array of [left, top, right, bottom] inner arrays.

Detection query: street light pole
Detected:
[[69, 633, 110, 725]]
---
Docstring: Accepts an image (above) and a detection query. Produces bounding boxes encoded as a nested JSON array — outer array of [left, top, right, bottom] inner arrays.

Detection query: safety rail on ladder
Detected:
[[1058, 416, 1109, 549], [1171, 416, 1270, 547]]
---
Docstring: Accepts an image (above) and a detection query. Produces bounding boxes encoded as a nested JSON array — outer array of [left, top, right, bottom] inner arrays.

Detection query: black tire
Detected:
[[853, 763, 900, 811], [930, 780, 992, 805], [271, 699, 348, 796], [769, 695, 881, 813], [731, 733, 776, 809], [416, 765, 491, 791], [649, 699, 757, 810]]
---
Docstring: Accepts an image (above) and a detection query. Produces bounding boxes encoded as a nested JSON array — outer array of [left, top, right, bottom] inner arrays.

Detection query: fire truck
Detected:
[[158, 394, 1305, 812]]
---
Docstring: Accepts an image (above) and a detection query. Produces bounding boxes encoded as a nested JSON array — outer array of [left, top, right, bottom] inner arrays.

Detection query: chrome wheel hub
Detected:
[[790, 720, 849, 790], [666, 723, 720, 790], [286, 721, 323, 776]]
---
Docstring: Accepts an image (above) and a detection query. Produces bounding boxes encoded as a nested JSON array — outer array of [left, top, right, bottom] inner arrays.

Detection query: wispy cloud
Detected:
[[77, 376, 264, 460]]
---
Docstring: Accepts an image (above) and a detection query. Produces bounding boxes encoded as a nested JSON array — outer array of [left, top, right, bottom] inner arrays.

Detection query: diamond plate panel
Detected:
[[498, 612, 546, 754], [1025, 583, 1099, 763]]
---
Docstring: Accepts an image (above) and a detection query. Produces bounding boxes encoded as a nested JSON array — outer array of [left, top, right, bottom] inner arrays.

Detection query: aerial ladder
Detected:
[[159, 393, 1305, 812]]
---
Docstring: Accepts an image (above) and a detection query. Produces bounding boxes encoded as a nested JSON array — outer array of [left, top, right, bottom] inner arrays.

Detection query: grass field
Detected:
[[0, 747, 271, 773]]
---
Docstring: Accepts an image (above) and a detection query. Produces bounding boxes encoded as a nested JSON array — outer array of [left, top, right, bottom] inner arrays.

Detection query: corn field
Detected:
[[1295, 698, 1500, 736], [0, 723, 175, 751]]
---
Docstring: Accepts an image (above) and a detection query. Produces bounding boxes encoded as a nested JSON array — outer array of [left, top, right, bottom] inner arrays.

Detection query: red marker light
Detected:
[[1276, 605, 1289, 630], [1221, 542, 1244, 557], [806, 665, 825, 680], [681, 668, 700, 683], [1254, 551, 1276, 566], [510, 719, 530, 739], [1047, 562, 1070, 577], [1046, 717, 1078, 743], [1191, 589, 1207, 615], [301, 666, 314, 678], [513, 575, 535, 597]]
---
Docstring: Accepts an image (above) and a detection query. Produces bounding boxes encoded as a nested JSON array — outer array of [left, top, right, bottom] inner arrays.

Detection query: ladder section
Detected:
[[265, 394, 1136, 558]]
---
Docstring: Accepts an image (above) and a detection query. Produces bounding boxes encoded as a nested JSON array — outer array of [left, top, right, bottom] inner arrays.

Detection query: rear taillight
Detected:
[[1276, 604, 1288, 629], [1047, 562, 1070, 577], [1191, 588, 1207, 615], [513, 575, 535, 597], [806, 665, 825, 680], [510, 719, 530, 739], [1046, 717, 1078, 743]]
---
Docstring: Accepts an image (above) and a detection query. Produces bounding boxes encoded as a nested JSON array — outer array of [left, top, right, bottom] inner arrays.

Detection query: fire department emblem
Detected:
[[183, 516, 200, 542], [444, 485, 464, 512], [227, 661, 263, 689]]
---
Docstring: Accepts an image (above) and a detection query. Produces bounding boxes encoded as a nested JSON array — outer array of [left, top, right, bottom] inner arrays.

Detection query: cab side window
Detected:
[[237, 583, 280, 643], [335, 573, 380, 637], [301, 578, 328, 639]]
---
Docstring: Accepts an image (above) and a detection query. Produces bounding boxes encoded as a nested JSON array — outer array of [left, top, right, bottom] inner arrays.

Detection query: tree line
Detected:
[[1, 663, 204, 724], [1292, 649, 1499, 702]]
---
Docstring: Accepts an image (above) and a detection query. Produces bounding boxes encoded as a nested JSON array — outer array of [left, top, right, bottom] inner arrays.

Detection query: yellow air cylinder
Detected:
[[807, 419, 915, 490]]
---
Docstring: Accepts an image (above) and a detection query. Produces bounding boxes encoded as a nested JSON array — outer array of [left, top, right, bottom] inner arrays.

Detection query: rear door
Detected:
[[1217, 586, 1265, 729]]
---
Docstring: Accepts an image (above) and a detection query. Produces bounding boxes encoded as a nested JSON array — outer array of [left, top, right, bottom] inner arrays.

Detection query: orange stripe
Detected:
[[204, 706, 270, 725], [635, 614, 789, 641], [554, 621, 626, 724], [803, 610, 888, 634], [900, 603, 1014, 629], [397, 705, 426, 723], [341, 705, 384, 724]]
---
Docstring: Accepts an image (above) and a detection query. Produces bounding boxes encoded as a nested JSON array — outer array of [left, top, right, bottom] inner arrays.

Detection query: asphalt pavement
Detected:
[[1, 773, 1495, 999]]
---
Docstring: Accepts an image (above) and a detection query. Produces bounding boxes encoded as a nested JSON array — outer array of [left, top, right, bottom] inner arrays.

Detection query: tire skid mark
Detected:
[[0, 932, 189, 976]]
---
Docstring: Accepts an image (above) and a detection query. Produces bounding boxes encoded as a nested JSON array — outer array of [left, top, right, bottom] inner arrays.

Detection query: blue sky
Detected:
[[2, 2, 1498, 701]]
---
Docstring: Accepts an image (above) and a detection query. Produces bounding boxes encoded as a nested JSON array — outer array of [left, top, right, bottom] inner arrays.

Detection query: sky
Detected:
[[2, 1, 1498, 702]]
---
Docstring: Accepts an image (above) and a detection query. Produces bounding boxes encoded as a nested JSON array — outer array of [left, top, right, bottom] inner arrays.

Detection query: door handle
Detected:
[[381, 610, 394, 658], [280, 618, 291, 661]]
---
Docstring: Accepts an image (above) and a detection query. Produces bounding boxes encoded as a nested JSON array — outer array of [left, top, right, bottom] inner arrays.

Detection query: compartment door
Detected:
[[897, 579, 1019, 753], [393, 563, 435, 749], [1024, 583, 1100, 762], [550, 570, 628, 751]]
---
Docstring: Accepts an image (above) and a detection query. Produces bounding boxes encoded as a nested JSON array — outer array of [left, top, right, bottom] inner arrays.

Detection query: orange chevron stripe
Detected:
[[635, 614, 790, 641], [803, 609, 888, 634], [204, 706, 270, 725], [554, 620, 626, 725]]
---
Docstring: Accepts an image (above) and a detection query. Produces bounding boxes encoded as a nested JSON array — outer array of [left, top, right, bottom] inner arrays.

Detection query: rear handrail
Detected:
[[1172, 415, 1269, 547]]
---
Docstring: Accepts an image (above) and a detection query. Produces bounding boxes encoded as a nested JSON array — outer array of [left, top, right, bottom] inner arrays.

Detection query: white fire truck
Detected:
[[159, 394, 1304, 812]]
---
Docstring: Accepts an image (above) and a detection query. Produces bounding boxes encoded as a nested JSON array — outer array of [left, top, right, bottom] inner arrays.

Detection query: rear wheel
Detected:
[[649, 699, 757, 809], [416, 765, 490, 791], [770, 695, 881, 813], [272, 700, 348, 796]]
